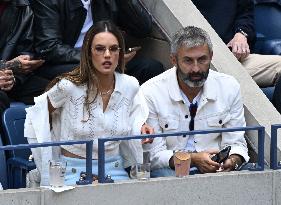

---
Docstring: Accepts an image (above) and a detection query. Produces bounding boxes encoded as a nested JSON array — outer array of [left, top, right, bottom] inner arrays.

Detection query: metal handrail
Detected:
[[98, 126, 265, 183], [270, 124, 281, 169], [0, 126, 265, 184], [0, 140, 93, 184]]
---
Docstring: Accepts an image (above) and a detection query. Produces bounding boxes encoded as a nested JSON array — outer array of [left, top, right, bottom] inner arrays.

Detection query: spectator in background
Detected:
[[25, 21, 153, 186], [191, 0, 281, 116], [191, 0, 281, 88], [0, 0, 49, 109], [141, 26, 249, 177], [32, 0, 165, 84]]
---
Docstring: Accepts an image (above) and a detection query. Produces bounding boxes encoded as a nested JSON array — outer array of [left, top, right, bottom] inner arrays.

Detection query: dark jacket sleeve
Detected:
[[0, 3, 34, 60], [234, 0, 256, 46], [116, 0, 152, 38], [32, 0, 81, 64]]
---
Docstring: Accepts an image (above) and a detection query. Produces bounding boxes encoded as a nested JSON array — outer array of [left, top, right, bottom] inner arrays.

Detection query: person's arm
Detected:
[[14, 5, 34, 57], [221, 81, 249, 171], [234, 0, 256, 45], [32, 0, 81, 64], [227, 0, 255, 60], [116, 0, 152, 38], [140, 89, 175, 170]]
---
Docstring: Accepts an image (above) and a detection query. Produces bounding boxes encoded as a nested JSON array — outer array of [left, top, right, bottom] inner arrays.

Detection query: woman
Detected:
[[25, 20, 152, 186]]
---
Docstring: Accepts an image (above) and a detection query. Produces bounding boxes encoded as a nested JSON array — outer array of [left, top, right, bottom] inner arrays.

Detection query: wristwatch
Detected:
[[236, 28, 248, 38], [229, 157, 240, 170]]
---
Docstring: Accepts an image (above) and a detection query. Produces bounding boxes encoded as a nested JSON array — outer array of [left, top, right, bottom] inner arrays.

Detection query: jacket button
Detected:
[[219, 120, 222, 124], [165, 124, 168, 128], [185, 115, 188, 118]]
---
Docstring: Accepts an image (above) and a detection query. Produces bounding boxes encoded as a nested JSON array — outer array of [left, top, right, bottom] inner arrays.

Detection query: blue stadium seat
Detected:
[[10, 102, 26, 108], [254, 1, 281, 55], [2, 107, 36, 189], [0, 135, 8, 190], [261, 86, 275, 101]]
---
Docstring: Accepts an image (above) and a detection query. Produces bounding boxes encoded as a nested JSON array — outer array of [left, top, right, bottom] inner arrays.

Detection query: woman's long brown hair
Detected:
[[46, 20, 125, 115]]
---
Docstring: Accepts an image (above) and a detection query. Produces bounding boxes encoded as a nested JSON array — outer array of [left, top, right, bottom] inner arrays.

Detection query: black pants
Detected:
[[35, 57, 165, 85], [272, 77, 281, 114]]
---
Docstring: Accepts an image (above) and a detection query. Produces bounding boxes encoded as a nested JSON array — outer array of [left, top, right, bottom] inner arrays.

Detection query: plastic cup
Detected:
[[173, 151, 191, 177], [49, 160, 67, 187]]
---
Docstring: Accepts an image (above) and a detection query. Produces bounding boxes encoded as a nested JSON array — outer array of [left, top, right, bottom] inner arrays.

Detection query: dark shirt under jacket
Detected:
[[191, 0, 256, 49], [32, 0, 153, 65]]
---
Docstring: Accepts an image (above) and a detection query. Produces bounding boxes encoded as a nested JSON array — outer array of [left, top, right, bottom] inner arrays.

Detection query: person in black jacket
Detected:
[[0, 0, 49, 107], [32, 0, 164, 84], [192, 0, 281, 88]]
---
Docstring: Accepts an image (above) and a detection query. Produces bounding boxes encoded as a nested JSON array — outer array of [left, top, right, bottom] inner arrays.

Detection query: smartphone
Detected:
[[126, 46, 141, 53], [211, 146, 231, 163]]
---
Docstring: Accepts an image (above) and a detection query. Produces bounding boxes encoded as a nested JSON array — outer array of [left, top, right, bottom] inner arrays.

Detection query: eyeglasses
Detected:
[[189, 102, 198, 131], [92, 45, 121, 55]]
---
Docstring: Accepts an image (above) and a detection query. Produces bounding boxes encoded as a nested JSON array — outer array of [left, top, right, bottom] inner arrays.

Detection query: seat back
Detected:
[[255, 2, 281, 39], [0, 136, 7, 189], [2, 107, 31, 160]]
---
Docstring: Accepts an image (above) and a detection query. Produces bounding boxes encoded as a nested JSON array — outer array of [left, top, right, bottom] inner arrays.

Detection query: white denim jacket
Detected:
[[141, 67, 249, 170]]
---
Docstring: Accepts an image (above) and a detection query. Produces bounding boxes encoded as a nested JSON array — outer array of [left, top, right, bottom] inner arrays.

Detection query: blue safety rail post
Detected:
[[0, 139, 93, 185], [98, 126, 265, 183], [270, 124, 281, 169]]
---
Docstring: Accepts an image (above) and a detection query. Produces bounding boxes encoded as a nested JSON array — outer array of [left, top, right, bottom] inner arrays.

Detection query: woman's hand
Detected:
[[141, 123, 154, 144]]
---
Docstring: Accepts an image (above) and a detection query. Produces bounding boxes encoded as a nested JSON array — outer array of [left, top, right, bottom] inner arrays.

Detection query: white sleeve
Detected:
[[221, 84, 249, 162], [141, 88, 173, 170], [120, 89, 148, 168], [47, 79, 72, 108]]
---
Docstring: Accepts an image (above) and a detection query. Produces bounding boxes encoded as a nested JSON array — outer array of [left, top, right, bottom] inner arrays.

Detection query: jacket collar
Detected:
[[168, 67, 217, 103]]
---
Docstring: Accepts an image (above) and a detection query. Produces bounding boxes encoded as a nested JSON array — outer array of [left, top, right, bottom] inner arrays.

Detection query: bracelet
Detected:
[[236, 28, 248, 38]]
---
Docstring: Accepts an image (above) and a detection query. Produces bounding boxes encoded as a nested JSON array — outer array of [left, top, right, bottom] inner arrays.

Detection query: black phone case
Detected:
[[211, 146, 231, 163]]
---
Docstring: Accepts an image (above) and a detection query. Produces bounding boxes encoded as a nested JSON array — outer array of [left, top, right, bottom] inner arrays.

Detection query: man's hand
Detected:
[[141, 123, 154, 144], [0, 70, 15, 91], [222, 154, 243, 172], [227, 33, 250, 61], [13, 55, 45, 74], [191, 150, 221, 173]]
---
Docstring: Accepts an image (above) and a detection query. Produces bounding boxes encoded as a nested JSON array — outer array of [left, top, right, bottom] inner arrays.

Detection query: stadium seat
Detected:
[[0, 135, 8, 190], [2, 106, 36, 189], [10, 102, 27, 108], [254, 1, 281, 55], [261, 86, 275, 101]]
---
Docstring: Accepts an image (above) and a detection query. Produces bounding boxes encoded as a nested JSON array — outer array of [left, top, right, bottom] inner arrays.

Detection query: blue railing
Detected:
[[0, 126, 265, 184], [98, 126, 265, 183], [270, 124, 281, 169], [0, 140, 94, 184]]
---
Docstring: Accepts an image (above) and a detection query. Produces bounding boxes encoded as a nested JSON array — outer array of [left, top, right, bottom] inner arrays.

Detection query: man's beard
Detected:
[[176, 63, 209, 88]]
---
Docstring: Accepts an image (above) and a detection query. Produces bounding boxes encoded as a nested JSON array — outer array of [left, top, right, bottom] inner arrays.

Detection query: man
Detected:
[[141, 26, 249, 177], [191, 0, 281, 88], [32, 0, 164, 84], [0, 0, 49, 106]]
